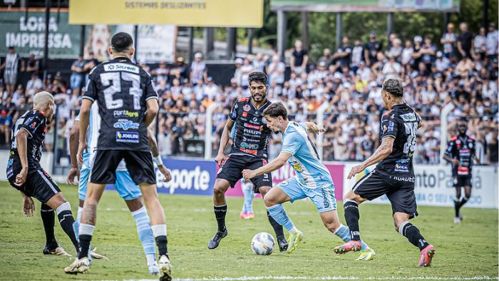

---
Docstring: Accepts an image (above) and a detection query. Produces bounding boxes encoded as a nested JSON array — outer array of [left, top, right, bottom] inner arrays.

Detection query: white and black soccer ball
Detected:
[[251, 232, 275, 255]]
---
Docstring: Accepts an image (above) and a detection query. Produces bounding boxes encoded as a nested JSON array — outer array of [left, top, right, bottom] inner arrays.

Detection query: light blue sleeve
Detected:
[[281, 130, 303, 155]]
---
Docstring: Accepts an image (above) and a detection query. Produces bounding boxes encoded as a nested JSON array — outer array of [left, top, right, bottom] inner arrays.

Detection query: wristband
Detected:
[[152, 155, 164, 167]]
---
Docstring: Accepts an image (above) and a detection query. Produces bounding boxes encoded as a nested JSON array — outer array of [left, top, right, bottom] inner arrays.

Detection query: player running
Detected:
[[334, 79, 435, 267], [64, 32, 172, 281], [443, 120, 478, 224], [242, 102, 374, 260], [6, 91, 80, 260], [66, 102, 172, 275]]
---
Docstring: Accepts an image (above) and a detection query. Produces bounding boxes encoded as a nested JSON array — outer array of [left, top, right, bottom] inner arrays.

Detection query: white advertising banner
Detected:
[[343, 163, 498, 209]]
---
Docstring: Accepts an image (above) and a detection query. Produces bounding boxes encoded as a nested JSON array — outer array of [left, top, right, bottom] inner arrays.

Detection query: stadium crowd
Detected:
[[0, 22, 497, 165]]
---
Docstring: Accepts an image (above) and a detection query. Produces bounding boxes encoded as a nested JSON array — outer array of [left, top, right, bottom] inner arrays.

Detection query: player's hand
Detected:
[[307, 123, 325, 134], [15, 167, 28, 187], [158, 165, 172, 182], [242, 169, 256, 181], [347, 164, 364, 180], [77, 142, 87, 165], [452, 159, 460, 166], [23, 195, 35, 217], [215, 153, 228, 166], [66, 167, 80, 185]]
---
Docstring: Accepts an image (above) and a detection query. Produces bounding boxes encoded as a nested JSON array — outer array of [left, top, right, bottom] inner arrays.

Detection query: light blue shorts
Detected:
[[277, 177, 337, 213], [79, 152, 142, 201]]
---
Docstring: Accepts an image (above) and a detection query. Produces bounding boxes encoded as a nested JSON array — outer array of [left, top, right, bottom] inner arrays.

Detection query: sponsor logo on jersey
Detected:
[[116, 131, 139, 143], [400, 112, 417, 122], [113, 110, 139, 118], [244, 122, 261, 130], [113, 119, 140, 131], [104, 63, 140, 74]]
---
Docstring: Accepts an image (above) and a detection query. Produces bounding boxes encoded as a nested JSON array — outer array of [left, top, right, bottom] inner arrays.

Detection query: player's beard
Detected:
[[252, 92, 266, 103]]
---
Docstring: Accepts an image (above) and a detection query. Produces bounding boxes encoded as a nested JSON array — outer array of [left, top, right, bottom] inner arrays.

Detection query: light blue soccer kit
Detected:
[[277, 122, 336, 212]]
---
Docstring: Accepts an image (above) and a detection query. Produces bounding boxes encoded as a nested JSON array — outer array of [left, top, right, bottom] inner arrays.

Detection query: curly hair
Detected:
[[382, 78, 403, 97]]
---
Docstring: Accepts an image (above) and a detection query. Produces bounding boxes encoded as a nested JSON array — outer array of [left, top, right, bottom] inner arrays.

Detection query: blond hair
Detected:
[[33, 91, 54, 108]]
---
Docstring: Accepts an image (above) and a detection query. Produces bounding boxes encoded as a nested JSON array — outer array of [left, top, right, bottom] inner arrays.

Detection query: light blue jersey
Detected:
[[281, 122, 333, 188], [277, 122, 336, 212]]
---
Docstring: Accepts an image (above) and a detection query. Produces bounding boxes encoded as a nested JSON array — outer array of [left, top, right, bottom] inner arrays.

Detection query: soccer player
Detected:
[[242, 102, 374, 260], [334, 79, 435, 267], [443, 120, 478, 224], [208, 72, 288, 251], [64, 32, 172, 281], [6, 91, 80, 259], [66, 104, 172, 274]]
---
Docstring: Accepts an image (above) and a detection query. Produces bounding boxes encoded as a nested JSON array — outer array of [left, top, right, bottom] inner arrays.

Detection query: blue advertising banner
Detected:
[[156, 158, 215, 196]]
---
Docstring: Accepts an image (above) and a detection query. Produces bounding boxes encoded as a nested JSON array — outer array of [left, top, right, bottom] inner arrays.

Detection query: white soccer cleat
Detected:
[[158, 255, 172, 281], [64, 257, 90, 274], [453, 217, 461, 224], [43, 246, 71, 257], [148, 261, 160, 275]]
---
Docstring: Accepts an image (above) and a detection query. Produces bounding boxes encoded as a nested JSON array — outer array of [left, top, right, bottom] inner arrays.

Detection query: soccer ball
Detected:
[[251, 232, 275, 255]]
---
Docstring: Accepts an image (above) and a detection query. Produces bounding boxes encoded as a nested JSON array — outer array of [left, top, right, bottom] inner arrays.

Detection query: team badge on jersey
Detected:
[[243, 104, 251, 112]]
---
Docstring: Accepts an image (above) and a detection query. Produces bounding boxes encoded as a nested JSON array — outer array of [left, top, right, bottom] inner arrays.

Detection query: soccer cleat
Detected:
[[356, 247, 376, 261], [64, 257, 90, 274], [148, 261, 160, 275], [334, 240, 362, 254], [208, 228, 228, 249], [43, 246, 71, 257], [418, 244, 435, 267], [277, 236, 288, 252], [453, 217, 461, 224], [286, 230, 303, 254], [158, 255, 172, 281], [240, 211, 246, 219], [90, 247, 108, 260], [246, 212, 255, 219]]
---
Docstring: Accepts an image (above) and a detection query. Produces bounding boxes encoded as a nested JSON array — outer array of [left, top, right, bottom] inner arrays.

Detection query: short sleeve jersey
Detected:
[[229, 98, 272, 159], [282, 122, 333, 188], [83, 57, 158, 151], [9, 110, 47, 169], [445, 135, 476, 176], [376, 104, 421, 176]]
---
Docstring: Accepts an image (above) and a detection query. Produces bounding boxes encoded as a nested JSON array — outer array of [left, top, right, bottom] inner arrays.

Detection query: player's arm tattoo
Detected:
[[217, 119, 234, 156], [69, 120, 79, 168], [253, 152, 291, 177], [147, 125, 160, 157], [16, 129, 29, 169], [360, 136, 394, 169]]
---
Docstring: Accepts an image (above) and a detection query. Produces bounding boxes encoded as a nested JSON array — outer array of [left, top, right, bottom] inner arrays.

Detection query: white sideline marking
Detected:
[[119, 276, 499, 281]]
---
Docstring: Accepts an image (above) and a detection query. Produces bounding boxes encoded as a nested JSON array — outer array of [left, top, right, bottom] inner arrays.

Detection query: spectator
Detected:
[[70, 56, 85, 96], [266, 54, 286, 86], [1, 46, 19, 95], [473, 27, 487, 60], [364, 31, 382, 66], [26, 72, 43, 97], [457, 22, 473, 59], [318, 48, 333, 67], [21, 53, 40, 76], [82, 51, 100, 82], [351, 39, 364, 72], [333, 36, 352, 67], [441, 23, 457, 59], [190, 52, 207, 85], [151, 61, 169, 82], [290, 39, 309, 74], [486, 23, 498, 61]]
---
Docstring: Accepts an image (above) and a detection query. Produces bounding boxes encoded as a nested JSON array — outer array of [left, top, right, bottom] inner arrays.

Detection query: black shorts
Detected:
[[216, 155, 272, 193], [90, 150, 156, 185], [453, 175, 472, 188], [352, 170, 418, 218], [7, 167, 61, 203]]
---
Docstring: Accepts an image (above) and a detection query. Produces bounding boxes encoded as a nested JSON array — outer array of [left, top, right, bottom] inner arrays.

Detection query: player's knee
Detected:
[[263, 194, 277, 207], [344, 191, 362, 203]]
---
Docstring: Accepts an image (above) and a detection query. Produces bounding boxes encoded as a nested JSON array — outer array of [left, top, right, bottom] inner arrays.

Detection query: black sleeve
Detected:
[[445, 140, 456, 158], [83, 68, 98, 102], [380, 113, 397, 139], [144, 73, 158, 101], [229, 100, 239, 121], [19, 113, 45, 139]]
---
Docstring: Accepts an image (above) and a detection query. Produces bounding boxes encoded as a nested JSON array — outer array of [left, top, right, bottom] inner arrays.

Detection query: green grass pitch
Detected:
[[0, 182, 497, 280]]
